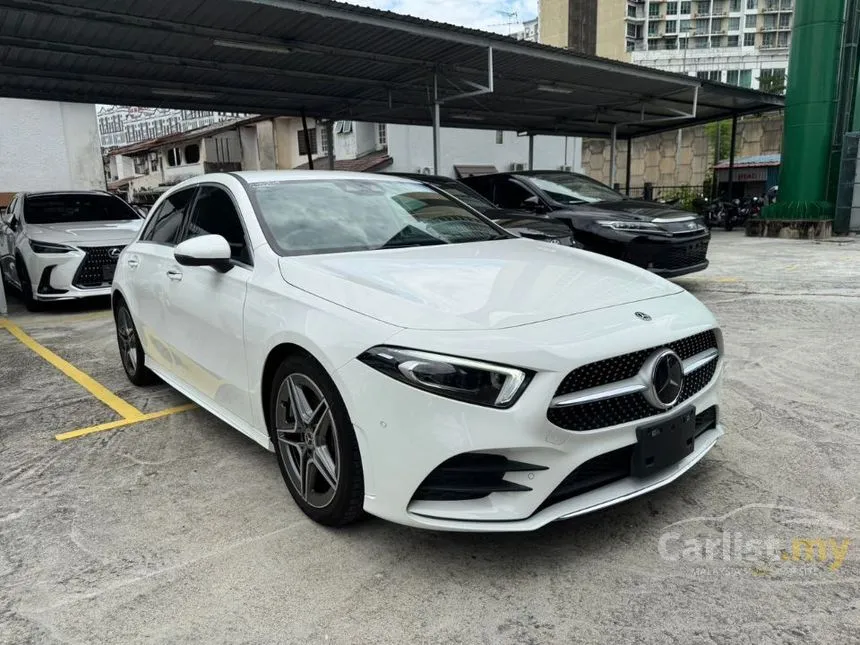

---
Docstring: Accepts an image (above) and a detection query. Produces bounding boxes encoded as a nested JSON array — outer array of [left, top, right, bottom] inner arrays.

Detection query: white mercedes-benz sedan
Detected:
[[112, 171, 724, 531]]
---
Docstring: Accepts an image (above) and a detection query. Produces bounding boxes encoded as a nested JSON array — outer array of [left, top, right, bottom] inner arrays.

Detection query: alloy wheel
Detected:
[[117, 308, 138, 374], [275, 373, 340, 508]]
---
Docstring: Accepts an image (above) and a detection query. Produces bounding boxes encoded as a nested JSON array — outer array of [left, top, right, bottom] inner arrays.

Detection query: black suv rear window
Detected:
[[23, 194, 140, 224]]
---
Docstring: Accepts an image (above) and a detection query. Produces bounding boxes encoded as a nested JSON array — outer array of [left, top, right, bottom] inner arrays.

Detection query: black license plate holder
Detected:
[[102, 263, 116, 283], [632, 407, 696, 478]]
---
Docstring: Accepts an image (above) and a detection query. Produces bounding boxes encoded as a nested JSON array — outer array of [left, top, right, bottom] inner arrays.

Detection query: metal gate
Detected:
[[835, 131, 860, 233]]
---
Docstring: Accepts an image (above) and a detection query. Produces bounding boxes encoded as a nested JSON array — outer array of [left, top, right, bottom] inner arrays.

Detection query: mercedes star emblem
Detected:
[[642, 349, 684, 409]]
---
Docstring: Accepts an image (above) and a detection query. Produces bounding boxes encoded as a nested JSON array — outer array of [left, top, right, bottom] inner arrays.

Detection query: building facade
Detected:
[[97, 106, 248, 149], [513, 17, 540, 42], [539, 0, 792, 90], [627, 0, 792, 89]]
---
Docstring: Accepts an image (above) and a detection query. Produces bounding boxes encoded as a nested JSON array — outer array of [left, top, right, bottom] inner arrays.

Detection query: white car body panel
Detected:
[[113, 171, 725, 531]]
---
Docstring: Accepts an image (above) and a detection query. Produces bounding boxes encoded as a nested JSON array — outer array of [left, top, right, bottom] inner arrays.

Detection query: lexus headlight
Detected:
[[596, 221, 670, 236], [358, 347, 532, 408], [29, 240, 74, 254]]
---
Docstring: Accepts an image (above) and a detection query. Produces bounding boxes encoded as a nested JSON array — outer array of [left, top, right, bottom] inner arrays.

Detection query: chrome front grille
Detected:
[[547, 330, 719, 432]]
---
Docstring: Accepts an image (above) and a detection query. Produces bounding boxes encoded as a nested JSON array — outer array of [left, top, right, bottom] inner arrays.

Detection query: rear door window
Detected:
[[494, 179, 534, 209], [140, 188, 196, 246]]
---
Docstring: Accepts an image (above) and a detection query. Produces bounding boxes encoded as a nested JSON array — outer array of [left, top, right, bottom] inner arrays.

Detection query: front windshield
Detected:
[[23, 194, 141, 224], [520, 173, 625, 205], [250, 179, 509, 256], [435, 183, 495, 212]]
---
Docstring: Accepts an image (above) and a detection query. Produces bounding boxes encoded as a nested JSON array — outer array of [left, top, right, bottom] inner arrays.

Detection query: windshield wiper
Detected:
[[378, 225, 446, 249]]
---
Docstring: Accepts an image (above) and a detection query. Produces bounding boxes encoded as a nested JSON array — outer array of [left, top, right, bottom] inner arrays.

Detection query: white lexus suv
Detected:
[[112, 171, 724, 531], [0, 191, 143, 310]]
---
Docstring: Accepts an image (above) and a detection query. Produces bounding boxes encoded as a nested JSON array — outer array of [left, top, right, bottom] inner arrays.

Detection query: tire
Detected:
[[15, 256, 42, 312], [269, 354, 364, 527], [114, 301, 157, 386]]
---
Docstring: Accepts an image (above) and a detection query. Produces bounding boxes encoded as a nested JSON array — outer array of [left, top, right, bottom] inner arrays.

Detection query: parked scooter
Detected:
[[706, 196, 741, 231]]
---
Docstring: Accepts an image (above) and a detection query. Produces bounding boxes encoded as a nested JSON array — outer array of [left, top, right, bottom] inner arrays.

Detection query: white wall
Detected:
[[387, 125, 582, 177], [0, 98, 104, 192]]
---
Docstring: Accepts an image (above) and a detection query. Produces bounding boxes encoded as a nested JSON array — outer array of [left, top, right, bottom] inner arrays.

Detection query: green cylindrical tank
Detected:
[[777, 0, 846, 205]]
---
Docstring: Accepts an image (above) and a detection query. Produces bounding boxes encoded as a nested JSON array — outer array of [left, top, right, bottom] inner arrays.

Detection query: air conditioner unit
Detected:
[[511, 162, 527, 172], [558, 165, 572, 172]]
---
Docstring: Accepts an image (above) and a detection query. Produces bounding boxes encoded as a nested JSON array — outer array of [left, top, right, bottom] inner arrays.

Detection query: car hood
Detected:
[[279, 238, 683, 331], [25, 220, 143, 246], [567, 200, 696, 222]]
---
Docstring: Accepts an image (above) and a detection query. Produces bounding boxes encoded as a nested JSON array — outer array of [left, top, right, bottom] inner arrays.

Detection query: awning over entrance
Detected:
[[0, 0, 784, 140]]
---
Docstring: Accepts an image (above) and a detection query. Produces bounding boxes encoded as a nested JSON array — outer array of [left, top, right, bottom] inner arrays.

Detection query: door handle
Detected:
[[127, 256, 140, 269], [166, 269, 183, 281]]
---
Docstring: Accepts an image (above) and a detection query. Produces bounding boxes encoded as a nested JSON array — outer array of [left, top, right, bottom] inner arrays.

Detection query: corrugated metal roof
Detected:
[[109, 116, 267, 156], [715, 154, 781, 169], [0, 0, 784, 139]]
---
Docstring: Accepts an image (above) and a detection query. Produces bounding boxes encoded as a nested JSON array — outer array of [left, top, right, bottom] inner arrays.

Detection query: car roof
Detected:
[[382, 172, 458, 184], [23, 190, 114, 197], [231, 170, 418, 185], [464, 170, 587, 180]]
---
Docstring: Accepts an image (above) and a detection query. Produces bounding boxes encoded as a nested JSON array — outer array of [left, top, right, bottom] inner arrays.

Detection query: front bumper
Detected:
[[336, 291, 724, 531], [24, 243, 124, 301]]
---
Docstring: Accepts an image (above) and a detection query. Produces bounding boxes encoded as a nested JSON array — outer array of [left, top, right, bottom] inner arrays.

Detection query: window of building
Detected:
[[729, 17, 741, 30], [747, 0, 757, 8], [744, 32, 756, 45], [649, 2, 660, 16], [150, 154, 159, 172], [495, 130, 504, 144], [133, 156, 148, 175], [726, 70, 740, 85], [680, 19, 692, 32], [759, 68, 786, 92], [180, 186, 251, 265], [680, 1, 692, 14], [780, 0, 792, 8], [745, 14, 757, 28], [713, 1, 726, 14], [728, 34, 740, 46], [665, 20, 678, 33], [739, 69, 753, 87], [779, 12, 791, 27], [667, 2, 678, 14], [762, 32, 775, 46], [628, 4, 637, 17], [648, 21, 659, 35], [763, 14, 777, 28], [320, 125, 330, 154], [184, 144, 200, 164], [627, 40, 636, 52], [140, 188, 195, 246], [679, 36, 688, 48], [697, 1, 710, 14], [663, 37, 678, 49], [778, 31, 789, 46], [377, 123, 387, 146], [297, 129, 318, 156], [730, 0, 741, 9], [166, 148, 182, 167]]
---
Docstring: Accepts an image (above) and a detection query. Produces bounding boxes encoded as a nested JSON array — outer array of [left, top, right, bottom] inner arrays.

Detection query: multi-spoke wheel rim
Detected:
[[275, 373, 340, 508], [117, 308, 138, 374]]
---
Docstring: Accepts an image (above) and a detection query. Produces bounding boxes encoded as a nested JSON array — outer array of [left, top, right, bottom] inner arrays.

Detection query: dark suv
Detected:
[[463, 171, 711, 278]]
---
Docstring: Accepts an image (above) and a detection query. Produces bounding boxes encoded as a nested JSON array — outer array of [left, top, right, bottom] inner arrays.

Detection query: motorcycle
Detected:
[[706, 196, 741, 231]]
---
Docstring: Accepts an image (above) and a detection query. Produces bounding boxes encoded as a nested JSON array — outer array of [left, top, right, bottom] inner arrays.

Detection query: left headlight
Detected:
[[596, 221, 670, 236], [29, 240, 75, 254], [357, 346, 533, 408]]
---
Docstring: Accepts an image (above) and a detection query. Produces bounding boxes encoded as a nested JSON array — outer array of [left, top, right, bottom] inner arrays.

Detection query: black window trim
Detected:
[[176, 181, 255, 269], [139, 186, 199, 248]]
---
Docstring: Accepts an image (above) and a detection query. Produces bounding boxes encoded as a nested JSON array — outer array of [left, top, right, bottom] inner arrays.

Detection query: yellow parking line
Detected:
[[0, 318, 143, 420], [55, 403, 198, 441]]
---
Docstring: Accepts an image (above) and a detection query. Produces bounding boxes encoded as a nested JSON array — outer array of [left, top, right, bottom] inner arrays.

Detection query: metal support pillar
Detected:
[[326, 119, 335, 170], [0, 273, 6, 315], [609, 125, 618, 188], [432, 73, 441, 175], [528, 134, 535, 170], [727, 115, 738, 200], [625, 138, 632, 196], [300, 108, 314, 170]]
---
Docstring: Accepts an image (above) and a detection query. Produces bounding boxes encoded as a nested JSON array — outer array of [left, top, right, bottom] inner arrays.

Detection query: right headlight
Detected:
[[357, 346, 532, 408]]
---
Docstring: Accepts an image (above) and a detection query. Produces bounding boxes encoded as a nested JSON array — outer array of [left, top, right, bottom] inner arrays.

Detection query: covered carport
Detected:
[[0, 0, 783, 186]]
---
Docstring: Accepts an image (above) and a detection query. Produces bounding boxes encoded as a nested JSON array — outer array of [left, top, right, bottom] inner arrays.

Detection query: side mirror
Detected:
[[8, 217, 18, 232], [174, 234, 232, 273], [521, 195, 544, 212]]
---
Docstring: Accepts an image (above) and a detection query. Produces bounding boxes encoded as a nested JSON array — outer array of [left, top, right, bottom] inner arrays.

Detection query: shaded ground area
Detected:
[[1, 232, 858, 644]]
